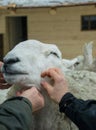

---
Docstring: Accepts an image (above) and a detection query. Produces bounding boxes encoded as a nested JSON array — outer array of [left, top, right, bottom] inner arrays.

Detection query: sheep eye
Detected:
[[50, 52, 59, 58], [74, 62, 80, 67], [75, 62, 80, 65]]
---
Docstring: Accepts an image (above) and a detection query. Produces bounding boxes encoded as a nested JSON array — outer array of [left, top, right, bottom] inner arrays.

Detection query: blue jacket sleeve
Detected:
[[59, 92, 96, 130]]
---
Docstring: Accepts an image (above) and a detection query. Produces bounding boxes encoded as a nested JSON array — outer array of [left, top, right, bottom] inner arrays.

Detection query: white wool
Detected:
[[1, 39, 96, 130]]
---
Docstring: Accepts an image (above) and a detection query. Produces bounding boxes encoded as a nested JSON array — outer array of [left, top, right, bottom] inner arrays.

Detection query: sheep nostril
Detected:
[[4, 57, 20, 65]]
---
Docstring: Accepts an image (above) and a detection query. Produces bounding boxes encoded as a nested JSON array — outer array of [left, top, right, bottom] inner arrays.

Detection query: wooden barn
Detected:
[[0, 0, 96, 60]]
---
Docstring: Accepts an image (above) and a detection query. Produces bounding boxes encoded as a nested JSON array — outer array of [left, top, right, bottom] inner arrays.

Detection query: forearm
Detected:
[[59, 92, 96, 130], [0, 97, 33, 130]]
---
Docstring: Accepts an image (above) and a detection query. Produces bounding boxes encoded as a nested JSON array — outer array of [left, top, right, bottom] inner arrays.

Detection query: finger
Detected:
[[0, 83, 11, 89], [41, 67, 63, 77], [41, 70, 51, 77], [0, 62, 3, 68], [48, 68, 66, 82], [41, 81, 53, 95], [0, 72, 3, 78], [0, 62, 3, 72], [41, 68, 61, 81], [0, 79, 6, 83], [52, 68, 64, 75]]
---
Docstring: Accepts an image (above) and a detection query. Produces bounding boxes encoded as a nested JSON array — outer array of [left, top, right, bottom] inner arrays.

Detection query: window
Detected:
[[81, 15, 96, 31]]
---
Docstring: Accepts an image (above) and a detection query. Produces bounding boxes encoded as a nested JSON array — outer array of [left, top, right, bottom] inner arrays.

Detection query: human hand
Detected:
[[17, 87, 44, 112], [0, 61, 11, 89], [41, 68, 68, 103]]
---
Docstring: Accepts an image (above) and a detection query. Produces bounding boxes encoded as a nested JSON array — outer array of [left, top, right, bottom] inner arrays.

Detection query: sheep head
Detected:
[[1, 40, 64, 88]]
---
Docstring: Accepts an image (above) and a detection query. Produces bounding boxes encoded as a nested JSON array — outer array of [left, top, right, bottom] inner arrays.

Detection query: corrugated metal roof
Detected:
[[0, 0, 96, 8]]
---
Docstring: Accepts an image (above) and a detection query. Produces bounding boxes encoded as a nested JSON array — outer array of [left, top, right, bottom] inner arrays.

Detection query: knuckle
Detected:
[[57, 76, 64, 82]]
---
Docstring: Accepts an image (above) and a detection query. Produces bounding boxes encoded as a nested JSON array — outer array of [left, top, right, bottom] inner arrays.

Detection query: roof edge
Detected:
[[0, 2, 96, 9]]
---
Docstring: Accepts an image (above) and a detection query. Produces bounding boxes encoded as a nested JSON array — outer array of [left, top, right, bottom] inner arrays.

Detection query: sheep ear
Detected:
[[83, 41, 93, 65]]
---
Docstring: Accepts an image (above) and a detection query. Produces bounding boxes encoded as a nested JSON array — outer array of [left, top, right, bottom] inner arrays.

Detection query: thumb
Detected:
[[0, 62, 3, 68], [41, 81, 53, 95]]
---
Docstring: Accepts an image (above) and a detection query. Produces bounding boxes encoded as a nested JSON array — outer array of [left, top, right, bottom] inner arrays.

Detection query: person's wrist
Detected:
[[58, 90, 69, 103]]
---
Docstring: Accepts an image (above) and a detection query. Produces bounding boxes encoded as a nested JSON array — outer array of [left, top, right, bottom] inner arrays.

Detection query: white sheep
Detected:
[[1, 39, 96, 130], [62, 41, 95, 71], [72, 41, 96, 71]]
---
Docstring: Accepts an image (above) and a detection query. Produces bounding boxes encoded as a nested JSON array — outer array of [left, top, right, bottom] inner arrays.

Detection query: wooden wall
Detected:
[[0, 5, 96, 59], [28, 5, 96, 58]]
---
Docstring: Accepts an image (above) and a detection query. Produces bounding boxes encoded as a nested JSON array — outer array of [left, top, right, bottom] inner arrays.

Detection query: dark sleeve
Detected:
[[59, 92, 96, 130], [0, 96, 33, 130]]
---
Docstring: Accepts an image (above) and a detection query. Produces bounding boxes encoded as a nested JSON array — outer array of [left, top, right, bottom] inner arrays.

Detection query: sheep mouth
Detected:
[[5, 72, 28, 75], [2, 70, 28, 75]]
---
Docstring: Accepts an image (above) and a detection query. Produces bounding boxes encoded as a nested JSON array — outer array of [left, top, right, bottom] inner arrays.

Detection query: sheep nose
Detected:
[[3, 57, 20, 69], [4, 57, 20, 65]]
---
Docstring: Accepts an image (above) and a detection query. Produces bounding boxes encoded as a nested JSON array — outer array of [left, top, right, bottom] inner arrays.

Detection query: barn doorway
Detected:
[[6, 16, 27, 49], [0, 34, 3, 61]]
